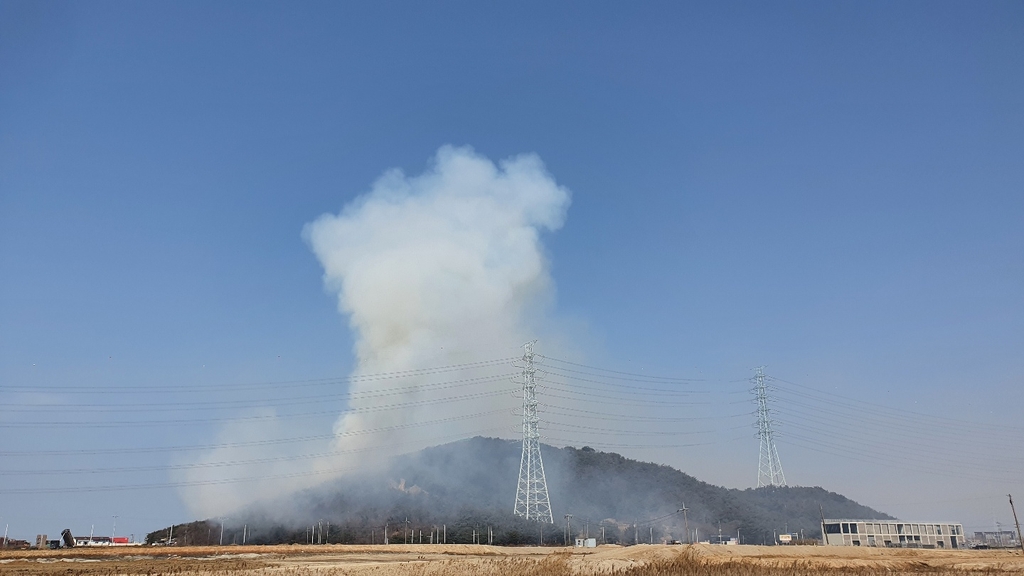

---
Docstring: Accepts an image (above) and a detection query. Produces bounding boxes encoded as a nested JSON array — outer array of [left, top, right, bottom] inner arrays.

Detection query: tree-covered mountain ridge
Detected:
[[151, 437, 891, 546]]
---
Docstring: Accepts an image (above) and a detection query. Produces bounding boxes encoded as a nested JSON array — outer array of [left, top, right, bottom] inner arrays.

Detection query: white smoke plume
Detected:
[[306, 145, 571, 451], [178, 146, 571, 517]]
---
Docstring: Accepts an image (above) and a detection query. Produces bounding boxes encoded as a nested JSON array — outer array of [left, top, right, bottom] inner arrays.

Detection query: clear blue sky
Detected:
[[1, 1, 1022, 541]]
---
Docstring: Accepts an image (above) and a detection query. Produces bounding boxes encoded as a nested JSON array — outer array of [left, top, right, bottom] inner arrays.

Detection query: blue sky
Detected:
[[1, 1, 1022, 540]]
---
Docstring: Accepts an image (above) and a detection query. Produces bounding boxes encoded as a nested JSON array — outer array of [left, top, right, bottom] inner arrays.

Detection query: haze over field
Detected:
[[1, 1, 1022, 542]]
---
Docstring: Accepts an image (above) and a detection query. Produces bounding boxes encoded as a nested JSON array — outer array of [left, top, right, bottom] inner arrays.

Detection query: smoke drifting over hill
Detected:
[[178, 147, 573, 517], [179, 438, 891, 546]]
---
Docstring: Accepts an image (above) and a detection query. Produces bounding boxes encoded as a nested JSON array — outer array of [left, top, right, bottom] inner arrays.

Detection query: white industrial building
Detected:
[[822, 519, 964, 549]]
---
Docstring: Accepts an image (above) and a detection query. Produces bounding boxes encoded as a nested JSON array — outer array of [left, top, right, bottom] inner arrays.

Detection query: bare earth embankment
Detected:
[[2, 544, 1023, 575]]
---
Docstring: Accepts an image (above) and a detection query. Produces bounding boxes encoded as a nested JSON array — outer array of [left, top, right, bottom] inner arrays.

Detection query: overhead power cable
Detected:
[[0, 388, 515, 428], [0, 421, 513, 476], [537, 382, 711, 405], [0, 427, 509, 494], [0, 410, 508, 457], [777, 433, 1022, 484], [538, 388, 712, 408], [769, 376, 1024, 433], [0, 357, 516, 394], [540, 405, 749, 423], [537, 355, 704, 382], [1, 373, 515, 411], [535, 369, 713, 395], [773, 408, 1024, 461], [541, 421, 748, 437]]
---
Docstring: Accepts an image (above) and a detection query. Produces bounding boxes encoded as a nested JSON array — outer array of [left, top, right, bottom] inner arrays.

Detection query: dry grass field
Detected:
[[2, 543, 1022, 575]]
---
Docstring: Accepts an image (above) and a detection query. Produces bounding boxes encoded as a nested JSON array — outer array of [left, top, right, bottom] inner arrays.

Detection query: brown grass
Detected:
[[1, 544, 1021, 576]]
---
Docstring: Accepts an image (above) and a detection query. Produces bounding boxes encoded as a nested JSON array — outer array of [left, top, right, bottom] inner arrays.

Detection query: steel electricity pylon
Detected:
[[753, 366, 787, 487], [513, 341, 554, 523]]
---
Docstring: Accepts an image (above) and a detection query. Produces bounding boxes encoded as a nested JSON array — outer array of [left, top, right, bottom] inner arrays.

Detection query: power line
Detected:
[[535, 369, 714, 395], [537, 355, 704, 382], [0, 427, 508, 494], [769, 376, 1024, 433], [0, 357, 517, 394], [0, 410, 508, 460], [537, 382, 712, 405], [540, 405, 750, 423], [0, 423, 511, 477], [0, 373, 516, 411], [0, 388, 515, 428]]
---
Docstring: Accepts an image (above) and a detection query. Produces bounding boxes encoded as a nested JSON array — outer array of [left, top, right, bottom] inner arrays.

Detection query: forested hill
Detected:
[[152, 437, 890, 546]]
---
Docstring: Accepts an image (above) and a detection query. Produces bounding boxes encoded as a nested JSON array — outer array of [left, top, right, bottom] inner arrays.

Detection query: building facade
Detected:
[[822, 519, 964, 549], [973, 531, 1020, 548]]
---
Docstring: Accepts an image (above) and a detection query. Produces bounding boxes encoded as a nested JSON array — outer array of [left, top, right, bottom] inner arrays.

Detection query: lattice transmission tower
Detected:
[[753, 366, 787, 487], [513, 341, 554, 523]]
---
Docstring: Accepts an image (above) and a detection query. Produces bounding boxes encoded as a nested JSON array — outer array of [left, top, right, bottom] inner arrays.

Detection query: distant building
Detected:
[[822, 519, 963, 549], [74, 536, 112, 546], [973, 531, 1020, 548], [574, 538, 597, 548]]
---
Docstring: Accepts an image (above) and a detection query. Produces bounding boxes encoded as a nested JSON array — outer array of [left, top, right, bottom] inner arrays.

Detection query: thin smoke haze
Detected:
[[178, 146, 572, 517]]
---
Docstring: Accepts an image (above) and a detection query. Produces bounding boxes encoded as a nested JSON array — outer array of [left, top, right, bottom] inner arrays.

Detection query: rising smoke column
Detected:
[[178, 146, 572, 518], [304, 145, 571, 456]]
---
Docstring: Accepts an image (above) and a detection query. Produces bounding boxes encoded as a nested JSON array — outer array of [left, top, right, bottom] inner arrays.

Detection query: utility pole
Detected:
[[112, 516, 118, 540], [650, 526, 653, 544], [1010, 494, 1024, 555], [819, 504, 827, 546], [679, 505, 690, 544], [405, 518, 409, 544], [514, 341, 554, 524], [564, 514, 573, 546], [385, 523, 388, 545], [753, 367, 787, 487]]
